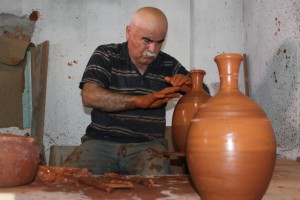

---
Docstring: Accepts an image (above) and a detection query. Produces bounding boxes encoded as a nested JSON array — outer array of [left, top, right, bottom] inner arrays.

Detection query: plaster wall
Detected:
[[0, 0, 244, 161], [191, 0, 245, 95], [244, 0, 300, 159]]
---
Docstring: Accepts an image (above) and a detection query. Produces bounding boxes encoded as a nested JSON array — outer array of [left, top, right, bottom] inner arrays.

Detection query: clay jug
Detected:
[[186, 53, 276, 200], [0, 133, 39, 187], [172, 69, 210, 153]]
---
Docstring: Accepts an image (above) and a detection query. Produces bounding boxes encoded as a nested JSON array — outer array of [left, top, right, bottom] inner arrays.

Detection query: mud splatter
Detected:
[[275, 17, 281, 35], [29, 10, 40, 21], [68, 60, 78, 67]]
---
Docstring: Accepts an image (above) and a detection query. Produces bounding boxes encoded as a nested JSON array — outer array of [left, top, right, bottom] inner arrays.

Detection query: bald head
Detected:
[[129, 7, 168, 37], [126, 7, 168, 69]]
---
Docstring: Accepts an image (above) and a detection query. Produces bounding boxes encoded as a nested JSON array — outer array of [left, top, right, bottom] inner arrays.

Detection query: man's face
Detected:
[[126, 25, 166, 66]]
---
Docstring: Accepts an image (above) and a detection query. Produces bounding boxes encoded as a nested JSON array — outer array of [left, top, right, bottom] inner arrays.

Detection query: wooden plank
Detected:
[[31, 41, 49, 165], [22, 51, 32, 128], [243, 53, 250, 96]]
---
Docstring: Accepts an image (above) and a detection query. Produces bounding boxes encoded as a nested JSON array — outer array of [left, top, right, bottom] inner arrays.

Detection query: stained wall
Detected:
[[244, 0, 300, 159]]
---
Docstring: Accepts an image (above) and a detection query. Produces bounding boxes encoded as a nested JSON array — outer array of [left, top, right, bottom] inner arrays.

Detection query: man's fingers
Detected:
[[164, 75, 192, 88], [159, 86, 180, 95], [137, 86, 181, 109], [149, 97, 175, 108], [152, 87, 178, 98], [172, 78, 184, 87], [164, 76, 172, 84], [173, 77, 192, 87], [180, 84, 192, 93], [165, 93, 181, 98]]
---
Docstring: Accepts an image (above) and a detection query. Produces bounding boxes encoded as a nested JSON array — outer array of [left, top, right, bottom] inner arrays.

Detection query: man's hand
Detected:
[[134, 86, 181, 109], [164, 74, 192, 93], [82, 82, 181, 112]]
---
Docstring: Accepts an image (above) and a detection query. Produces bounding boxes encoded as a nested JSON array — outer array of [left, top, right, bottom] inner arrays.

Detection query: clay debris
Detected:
[[36, 166, 155, 193]]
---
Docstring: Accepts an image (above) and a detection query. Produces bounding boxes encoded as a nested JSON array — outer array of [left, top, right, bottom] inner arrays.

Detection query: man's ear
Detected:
[[126, 25, 131, 40]]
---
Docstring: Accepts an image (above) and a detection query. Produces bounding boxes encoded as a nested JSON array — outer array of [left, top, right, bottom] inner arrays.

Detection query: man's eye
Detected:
[[157, 39, 165, 44], [143, 38, 152, 44]]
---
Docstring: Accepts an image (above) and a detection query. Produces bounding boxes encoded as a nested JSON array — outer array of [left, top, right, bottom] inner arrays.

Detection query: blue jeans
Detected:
[[63, 136, 170, 175]]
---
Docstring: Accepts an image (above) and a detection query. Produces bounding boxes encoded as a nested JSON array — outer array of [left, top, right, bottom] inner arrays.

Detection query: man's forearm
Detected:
[[82, 82, 180, 112], [82, 83, 137, 112]]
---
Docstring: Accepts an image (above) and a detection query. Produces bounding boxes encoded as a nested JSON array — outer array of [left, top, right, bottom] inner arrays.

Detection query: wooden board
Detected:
[[31, 41, 49, 165]]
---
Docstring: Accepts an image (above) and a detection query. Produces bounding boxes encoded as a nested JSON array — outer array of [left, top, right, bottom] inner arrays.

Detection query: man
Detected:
[[64, 7, 197, 175]]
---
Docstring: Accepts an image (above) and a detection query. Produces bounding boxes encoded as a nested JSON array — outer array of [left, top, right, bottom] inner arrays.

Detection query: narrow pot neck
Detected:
[[190, 69, 206, 91], [214, 54, 243, 90]]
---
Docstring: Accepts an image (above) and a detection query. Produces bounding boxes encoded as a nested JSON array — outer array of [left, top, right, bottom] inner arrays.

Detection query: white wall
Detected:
[[191, 0, 245, 95], [166, 0, 245, 126], [244, 0, 300, 159], [0, 0, 244, 162]]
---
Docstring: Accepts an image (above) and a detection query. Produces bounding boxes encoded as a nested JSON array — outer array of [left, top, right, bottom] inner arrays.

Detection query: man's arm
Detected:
[[82, 82, 181, 112], [164, 74, 192, 93], [165, 74, 210, 94]]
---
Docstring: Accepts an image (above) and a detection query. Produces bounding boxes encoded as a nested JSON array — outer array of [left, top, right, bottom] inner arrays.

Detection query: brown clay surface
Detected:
[[0, 165, 199, 200], [172, 69, 210, 153], [186, 54, 277, 200], [0, 159, 299, 199]]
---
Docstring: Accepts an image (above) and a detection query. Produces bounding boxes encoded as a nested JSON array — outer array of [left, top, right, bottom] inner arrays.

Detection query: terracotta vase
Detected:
[[0, 133, 39, 187], [172, 69, 210, 153], [186, 54, 276, 200]]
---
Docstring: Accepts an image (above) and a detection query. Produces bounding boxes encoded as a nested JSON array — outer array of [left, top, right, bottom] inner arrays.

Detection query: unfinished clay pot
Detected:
[[172, 69, 210, 153], [0, 133, 39, 187], [186, 54, 276, 200]]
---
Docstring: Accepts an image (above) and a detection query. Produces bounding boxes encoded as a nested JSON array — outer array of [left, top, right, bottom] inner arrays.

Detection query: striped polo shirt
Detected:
[[80, 42, 189, 143]]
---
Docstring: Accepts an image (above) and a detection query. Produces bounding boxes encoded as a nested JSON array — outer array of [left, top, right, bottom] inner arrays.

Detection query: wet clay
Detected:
[[186, 54, 276, 200], [172, 69, 210, 153], [33, 165, 198, 199]]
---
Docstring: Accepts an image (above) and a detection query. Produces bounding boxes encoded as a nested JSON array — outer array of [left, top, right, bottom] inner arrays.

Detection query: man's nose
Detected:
[[147, 42, 157, 52]]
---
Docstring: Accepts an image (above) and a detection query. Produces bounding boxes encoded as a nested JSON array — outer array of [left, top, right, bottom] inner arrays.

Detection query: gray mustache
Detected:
[[144, 51, 156, 57]]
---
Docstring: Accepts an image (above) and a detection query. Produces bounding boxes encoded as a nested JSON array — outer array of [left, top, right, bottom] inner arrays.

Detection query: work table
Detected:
[[0, 159, 299, 200]]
